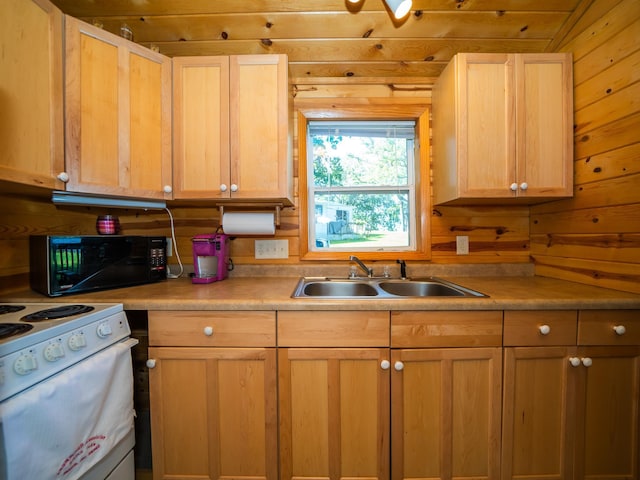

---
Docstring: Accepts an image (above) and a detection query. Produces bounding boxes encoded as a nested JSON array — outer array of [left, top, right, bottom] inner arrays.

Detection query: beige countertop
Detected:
[[2, 275, 640, 311]]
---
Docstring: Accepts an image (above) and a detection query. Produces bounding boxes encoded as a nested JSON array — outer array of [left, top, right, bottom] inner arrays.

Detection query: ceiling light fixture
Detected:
[[383, 0, 412, 18]]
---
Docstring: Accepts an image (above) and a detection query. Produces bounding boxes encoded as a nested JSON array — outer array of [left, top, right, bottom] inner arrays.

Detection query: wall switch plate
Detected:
[[255, 239, 289, 259], [456, 235, 469, 255], [166, 237, 173, 256]]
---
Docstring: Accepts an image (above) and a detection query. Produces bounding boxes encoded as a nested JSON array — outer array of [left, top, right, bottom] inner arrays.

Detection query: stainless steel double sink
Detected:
[[291, 277, 487, 299]]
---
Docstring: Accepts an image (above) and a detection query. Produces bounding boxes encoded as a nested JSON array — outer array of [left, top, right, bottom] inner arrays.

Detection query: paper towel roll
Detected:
[[222, 212, 276, 235]]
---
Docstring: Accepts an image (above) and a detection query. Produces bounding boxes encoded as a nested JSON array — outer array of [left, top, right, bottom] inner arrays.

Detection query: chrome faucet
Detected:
[[349, 255, 373, 278]]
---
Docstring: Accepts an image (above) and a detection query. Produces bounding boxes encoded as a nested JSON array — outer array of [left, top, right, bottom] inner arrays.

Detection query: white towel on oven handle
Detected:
[[0, 338, 138, 480]]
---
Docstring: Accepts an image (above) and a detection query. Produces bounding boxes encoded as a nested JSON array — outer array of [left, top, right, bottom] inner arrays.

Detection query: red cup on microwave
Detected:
[[96, 215, 120, 235]]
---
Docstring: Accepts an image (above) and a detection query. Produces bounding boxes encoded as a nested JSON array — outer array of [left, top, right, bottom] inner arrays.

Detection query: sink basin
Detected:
[[303, 281, 378, 297], [378, 280, 466, 297], [291, 277, 486, 298]]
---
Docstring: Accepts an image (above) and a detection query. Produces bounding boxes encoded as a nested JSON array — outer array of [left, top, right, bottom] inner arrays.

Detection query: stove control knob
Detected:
[[68, 332, 87, 351], [14, 352, 38, 375], [96, 322, 113, 338], [43, 342, 65, 362]]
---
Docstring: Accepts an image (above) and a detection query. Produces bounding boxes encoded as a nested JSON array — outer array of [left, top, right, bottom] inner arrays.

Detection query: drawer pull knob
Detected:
[[582, 357, 593, 367], [380, 360, 391, 370], [569, 357, 581, 367], [538, 324, 551, 335], [613, 325, 626, 335], [394, 361, 404, 371], [203, 326, 214, 336], [146, 359, 156, 369]]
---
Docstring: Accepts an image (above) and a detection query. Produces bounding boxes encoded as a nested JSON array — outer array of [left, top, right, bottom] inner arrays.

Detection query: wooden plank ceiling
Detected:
[[49, 0, 585, 84]]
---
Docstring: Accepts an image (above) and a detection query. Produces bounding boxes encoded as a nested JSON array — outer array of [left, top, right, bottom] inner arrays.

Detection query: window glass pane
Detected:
[[313, 191, 412, 250], [308, 120, 416, 252]]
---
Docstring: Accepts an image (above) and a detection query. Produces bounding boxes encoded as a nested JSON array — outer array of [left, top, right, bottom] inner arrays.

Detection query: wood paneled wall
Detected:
[[531, 0, 640, 294]]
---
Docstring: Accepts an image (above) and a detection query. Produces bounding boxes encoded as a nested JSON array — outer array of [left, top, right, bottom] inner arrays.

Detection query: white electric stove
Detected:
[[0, 302, 136, 480]]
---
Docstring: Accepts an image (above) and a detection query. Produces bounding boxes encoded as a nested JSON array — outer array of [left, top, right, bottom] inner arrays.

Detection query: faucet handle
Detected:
[[396, 259, 407, 279]]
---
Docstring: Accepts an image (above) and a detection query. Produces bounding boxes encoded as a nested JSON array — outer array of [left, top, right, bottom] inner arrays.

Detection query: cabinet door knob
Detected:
[[510, 183, 518, 192], [230, 184, 238, 192], [57, 172, 70, 182], [163, 185, 172, 193], [581, 357, 593, 367], [613, 325, 626, 335], [146, 359, 156, 369], [394, 361, 404, 371], [203, 326, 214, 336], [569, 357, 581, 367], [220, 184, 228, 192], [520, 182, 529, 191], [380, 360, 391, 370], [538, 324, 551, 335]]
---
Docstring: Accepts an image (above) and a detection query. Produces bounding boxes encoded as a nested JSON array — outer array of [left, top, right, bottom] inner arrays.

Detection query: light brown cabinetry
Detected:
[[0, 0, 64, 189], [432, 53, 573, 205], [391, 311, 503, 480], [64, 16, 172, 199], [278, 311, 390, 480], [172, 54, 292, 203], [147, 311, 278, 480], [502, 310, 640, 480]]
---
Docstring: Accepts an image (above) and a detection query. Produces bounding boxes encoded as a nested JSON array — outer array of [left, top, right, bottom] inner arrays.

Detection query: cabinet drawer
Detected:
[[391, 311, 502, 347], [504, 310, 577, 346], [277, 311, 389, 347], [578, 310, 640, 346], [148, 311, 276, 347]]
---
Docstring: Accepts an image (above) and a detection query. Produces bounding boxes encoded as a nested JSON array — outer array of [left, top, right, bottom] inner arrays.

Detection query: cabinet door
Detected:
[[392, 347, 502, 480], [0, 0, 64, 189], [65, 16, 172, 199], [515, 54, 573, 198], [173, 56, 230, 199], [148, 347, 278, 480], [502, 346, 577, 480], [458, 53, 516, 199], [279, 348, 390, 480], [574, 346, 640, 480], [229, 54, 292, 202]]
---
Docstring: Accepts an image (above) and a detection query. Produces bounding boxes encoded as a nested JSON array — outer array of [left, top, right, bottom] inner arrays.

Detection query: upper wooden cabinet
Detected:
[[432, 53, 573, 205], [64, 16, 172, 199], [0, 0, 64, 189], [173, 54, 293, 204]]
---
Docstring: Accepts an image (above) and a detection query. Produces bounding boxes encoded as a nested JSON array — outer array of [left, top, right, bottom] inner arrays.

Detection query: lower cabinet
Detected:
[[502, 310, 640, 480], [147, 311, 278, 480], [391, 311, 504, 480], [277, 311, 391, 480], [391, 347, 503, 480], [278, 347, 390, 480], [147, 308, 639, 480]]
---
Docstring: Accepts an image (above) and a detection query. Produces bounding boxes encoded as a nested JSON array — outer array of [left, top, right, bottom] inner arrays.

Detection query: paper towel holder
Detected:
[[217, 204, 282, 228]]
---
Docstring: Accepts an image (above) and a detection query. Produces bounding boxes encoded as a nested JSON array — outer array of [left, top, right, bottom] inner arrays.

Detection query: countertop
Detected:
[[3, 275, 640, 311]]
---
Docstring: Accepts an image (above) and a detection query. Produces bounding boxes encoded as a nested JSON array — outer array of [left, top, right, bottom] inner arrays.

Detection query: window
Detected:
[[308, 120, 417, 252], [298, 105, 431, 261]]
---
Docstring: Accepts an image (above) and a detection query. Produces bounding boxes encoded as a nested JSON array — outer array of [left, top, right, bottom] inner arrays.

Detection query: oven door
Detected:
[[0, 338, 138, 480]]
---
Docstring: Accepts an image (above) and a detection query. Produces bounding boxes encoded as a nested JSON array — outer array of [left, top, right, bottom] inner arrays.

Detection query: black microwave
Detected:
[[30, 235, 167, 296]]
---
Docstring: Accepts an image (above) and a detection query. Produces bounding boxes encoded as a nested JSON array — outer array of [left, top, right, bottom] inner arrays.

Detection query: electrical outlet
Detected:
[[456, 235, 469, 255], [255, 239, 289, 259], [166, 237, 173, 256]]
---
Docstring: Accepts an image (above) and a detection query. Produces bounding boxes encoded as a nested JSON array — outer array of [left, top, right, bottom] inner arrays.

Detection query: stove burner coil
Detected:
[[0, 305, 26, 315], [0, 323, 33, 339], [22, 305, 95, 322]]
